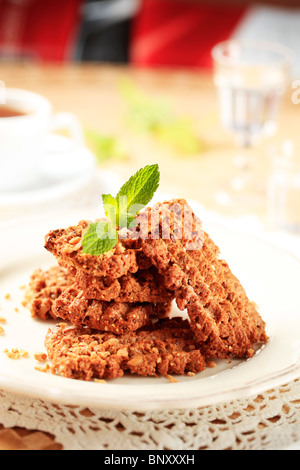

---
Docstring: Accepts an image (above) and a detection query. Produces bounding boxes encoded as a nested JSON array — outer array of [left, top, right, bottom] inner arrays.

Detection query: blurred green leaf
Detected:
[[85, 129, 128, 164], [156, 117, 203, 155], [119, 79, 203, 155]]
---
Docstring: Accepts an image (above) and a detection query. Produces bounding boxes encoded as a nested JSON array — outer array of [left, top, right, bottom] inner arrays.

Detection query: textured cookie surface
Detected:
[[130, 199, 268, 358], [75, 266, 174, 303], [44, 220, 139, 278], [45, 318, 206, 380], [52, 284, 172, 334], [23, 266, 74, 320]]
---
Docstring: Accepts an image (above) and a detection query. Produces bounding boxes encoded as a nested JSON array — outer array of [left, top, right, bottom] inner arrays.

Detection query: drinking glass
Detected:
[[211, 39, 292, 212]]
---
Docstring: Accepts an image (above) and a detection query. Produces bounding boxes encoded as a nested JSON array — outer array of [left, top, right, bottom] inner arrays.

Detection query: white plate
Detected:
[[0, 208, 299, 411]]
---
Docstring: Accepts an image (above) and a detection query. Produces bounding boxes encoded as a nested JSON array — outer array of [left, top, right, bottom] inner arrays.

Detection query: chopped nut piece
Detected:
[[4, 348, 20, 359], [207, 361, 217, 368], [247, 348, 255, 358], [34, 363, 50, 373], [3, 348, 28, 359], [166, 374, 178, 383], [20, 349, 29, 358], [34, 352, 48, 362]]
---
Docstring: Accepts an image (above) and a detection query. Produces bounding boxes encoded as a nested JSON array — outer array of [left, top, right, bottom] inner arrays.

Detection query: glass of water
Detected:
[[211, 39, 292, 212]]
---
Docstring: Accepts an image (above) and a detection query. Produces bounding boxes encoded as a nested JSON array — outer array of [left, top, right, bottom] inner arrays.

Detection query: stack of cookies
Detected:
[[24, 199, 268, 381], [27, 219, 175, 333]]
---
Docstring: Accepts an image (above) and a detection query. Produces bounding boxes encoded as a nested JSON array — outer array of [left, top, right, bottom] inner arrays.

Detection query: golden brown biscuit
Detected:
[[44, 318, 206, 380], [130, 199, 268, 359], [75, 266, 174, 303], [44, 220, 139, 279], [23, 266, 74, 320], [52, 284, 173, 334]]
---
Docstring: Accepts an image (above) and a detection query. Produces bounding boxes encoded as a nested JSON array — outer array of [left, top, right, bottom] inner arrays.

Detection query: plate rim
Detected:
[[0, 354, 299, 411]]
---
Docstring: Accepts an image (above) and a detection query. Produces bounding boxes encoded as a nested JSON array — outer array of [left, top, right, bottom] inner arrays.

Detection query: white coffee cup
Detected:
[[0, 88, 84, 192]]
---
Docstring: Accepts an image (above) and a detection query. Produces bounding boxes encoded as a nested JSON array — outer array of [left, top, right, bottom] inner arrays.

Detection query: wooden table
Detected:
[[0, 63, 299, 450], [2, 62, 299, 218]]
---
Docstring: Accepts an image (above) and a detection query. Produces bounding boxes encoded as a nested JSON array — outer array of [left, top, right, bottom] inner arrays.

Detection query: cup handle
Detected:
[[39, 112, 89, 180], [48, 112, 84, 147]]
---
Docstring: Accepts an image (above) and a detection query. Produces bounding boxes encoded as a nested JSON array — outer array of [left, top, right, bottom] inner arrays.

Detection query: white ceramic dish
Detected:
[[0, 207, 299, 411]]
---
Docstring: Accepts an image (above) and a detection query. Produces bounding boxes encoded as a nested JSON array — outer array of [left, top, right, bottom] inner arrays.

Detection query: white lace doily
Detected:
[[0, 378, 299, 450]]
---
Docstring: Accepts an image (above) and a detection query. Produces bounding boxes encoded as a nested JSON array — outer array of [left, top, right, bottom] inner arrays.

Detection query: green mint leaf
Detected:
[[118, 211, 137, 228], [82, 221, 118, 256], [102, 194, 118, 225], [116, 164, 160, 223], [102, 195, 137, 227], [83, 164, 160, 256]]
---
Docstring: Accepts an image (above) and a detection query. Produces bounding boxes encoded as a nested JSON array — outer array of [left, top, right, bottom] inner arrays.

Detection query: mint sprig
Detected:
[[82, 164, 160, 256], [82, 221, 119, 256]]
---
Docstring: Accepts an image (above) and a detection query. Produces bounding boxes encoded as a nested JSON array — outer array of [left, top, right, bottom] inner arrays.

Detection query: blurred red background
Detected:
[[0, 0, 298, 67]]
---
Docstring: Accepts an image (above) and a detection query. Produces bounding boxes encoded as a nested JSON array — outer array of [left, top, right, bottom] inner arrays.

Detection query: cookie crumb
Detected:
[[247, 348, 255, 358], [4, 293, 11, 300], [166, 374, 178, 383], [3, 348, 28, 359], [0, 317, 6, 323], [14, 308, 19, 313], [34, 352, 47, 362], [34, 363, 50, 373], [4, 348, 20, 359], [20, 349, 29, 358], [0, 326, 5, 335], [94, 378, 106, 384], [187, 371, 195, 377], [207, 360, 216, 368]]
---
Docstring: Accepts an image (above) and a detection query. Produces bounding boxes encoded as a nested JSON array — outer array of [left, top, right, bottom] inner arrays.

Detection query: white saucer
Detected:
[[0, 135, 96, 206]]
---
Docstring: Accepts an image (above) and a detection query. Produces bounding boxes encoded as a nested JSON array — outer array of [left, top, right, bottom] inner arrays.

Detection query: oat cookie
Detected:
[[45, 318, 206, 380]]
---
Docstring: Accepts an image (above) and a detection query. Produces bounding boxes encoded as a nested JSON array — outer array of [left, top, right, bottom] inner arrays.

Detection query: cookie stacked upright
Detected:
[[24, 199, 268, 381]]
